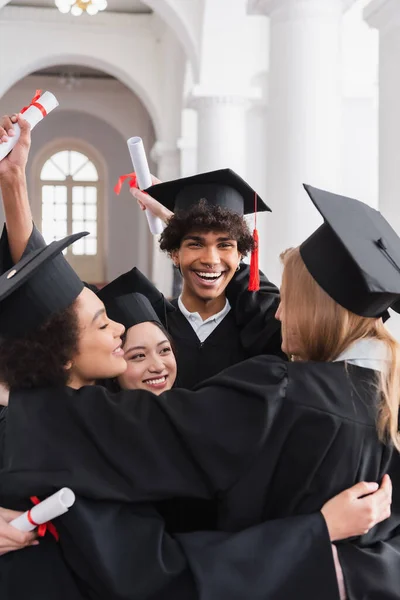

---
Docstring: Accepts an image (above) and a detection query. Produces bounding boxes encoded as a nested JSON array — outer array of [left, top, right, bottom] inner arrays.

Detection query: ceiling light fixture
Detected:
[[55, 0, 107, 17]]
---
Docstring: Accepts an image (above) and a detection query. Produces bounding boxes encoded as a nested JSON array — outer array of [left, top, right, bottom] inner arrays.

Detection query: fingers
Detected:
[[150, 174, 162, 185], [348, 480, 379, 499], [130, 187, 149, 210], [0, 114, 18, 143], [0, 507, 25, 522], [16, 115, 31, 147]]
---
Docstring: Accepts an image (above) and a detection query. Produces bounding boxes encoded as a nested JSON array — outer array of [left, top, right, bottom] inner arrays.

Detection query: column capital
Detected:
[[247, 0, 343, 19], [187, 85, 262, 111], [364, 0, 400, 33]]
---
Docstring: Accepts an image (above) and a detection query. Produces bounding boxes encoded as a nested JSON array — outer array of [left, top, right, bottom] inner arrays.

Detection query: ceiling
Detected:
[[8, 0, 152, 13]]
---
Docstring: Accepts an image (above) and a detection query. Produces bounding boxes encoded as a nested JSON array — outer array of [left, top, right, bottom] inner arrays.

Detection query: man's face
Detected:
[[172, 230, 241, 301]]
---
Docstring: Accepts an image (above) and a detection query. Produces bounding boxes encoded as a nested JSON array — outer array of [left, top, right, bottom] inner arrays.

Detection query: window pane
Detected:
[[72, 239, 85, 255], [42, 204, 54, 221], [72, 221, 84, 233], [55, 221, 68, 238], [42, 185, 54, 203], [70, 151, 88, 177], [55, 204, 67, 220], [85, 238, 97, 255], [85, 187, 97, 204], [84, 221, 97, 236], [51, 151, 69, 176], [73, 204, 84, 220], [72, 186, 84, 204], [40, 160, 66, 181], [73, 161, 98, 181], [85, 204, 97, 220], [55, 186, 67, 204]]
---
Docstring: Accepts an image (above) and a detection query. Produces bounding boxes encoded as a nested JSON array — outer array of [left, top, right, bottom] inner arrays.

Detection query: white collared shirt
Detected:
[[178, 295, 231, 343], [333, 338, 391, 373]]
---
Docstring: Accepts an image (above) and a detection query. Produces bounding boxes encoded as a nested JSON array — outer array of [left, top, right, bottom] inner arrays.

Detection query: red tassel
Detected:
[[248, 191, 260, 291], [248, 228, 260, 291]]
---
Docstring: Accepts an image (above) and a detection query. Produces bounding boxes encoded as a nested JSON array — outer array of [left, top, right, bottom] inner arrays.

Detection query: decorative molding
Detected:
[[0, 5, 154, 33], [363, 0, 400, 33], [247, 0, 342, 20]]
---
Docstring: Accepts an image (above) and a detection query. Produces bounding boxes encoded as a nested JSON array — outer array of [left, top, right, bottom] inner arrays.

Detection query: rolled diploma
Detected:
[[127, 136, 164, 235], [0, 91, 59, 162], [10, 488, 75, 532]]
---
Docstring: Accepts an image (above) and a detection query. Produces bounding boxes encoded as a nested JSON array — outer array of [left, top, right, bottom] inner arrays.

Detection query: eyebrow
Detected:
[[182, 235, 235, 243], [92, 308, 106, 324], [125, 339, 170, 354]]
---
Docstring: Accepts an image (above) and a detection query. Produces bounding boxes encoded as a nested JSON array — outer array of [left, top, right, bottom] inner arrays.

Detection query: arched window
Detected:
[[38, 147, 105, 283]]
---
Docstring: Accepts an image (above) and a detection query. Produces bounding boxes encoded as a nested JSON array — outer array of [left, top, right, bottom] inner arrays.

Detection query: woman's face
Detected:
[[68, 287, 127, 388], [118, 321, 177, 394]]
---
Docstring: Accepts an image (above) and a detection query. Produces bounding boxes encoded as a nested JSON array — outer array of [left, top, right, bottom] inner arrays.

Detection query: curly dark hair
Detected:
[[0, 303, 80, 389], [159, 199, 254, 256]]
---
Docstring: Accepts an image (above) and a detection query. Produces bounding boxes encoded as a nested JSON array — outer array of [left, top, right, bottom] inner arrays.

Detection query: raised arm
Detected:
[[0, 114, 36, 263]]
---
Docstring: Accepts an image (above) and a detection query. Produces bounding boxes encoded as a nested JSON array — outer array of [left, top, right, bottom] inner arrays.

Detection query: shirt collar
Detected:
[[178, 295, 231, 325], [333, 338, 391, 373]]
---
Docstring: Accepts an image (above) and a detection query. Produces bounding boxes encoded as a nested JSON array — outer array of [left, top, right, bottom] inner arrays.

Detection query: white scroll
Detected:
[[10, 488, 75, 532], [0, 91, 59, 162], [127, 136, 164, 235]]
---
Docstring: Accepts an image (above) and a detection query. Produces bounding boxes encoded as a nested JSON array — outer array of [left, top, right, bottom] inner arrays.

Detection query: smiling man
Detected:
[[132, 169, 283, 389]]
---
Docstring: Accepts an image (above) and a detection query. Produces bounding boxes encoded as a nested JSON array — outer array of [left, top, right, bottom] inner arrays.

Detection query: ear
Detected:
[[170, 249, 180, 268], [64, 361, 73, 371]]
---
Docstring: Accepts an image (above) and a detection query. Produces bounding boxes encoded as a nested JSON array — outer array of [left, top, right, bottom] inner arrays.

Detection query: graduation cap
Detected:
[[97, 267, 175, 326], [146, 169, 270, 291], [145, 168, 271, 216], [99, 292, 163, 331], [0, 232, 87, 339], [300, 184, 400, 317]]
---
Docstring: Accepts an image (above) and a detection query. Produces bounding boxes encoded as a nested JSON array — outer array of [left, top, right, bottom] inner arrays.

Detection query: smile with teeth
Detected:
[[143, 375, 167, 386], [112, 343, 124, 356], [194, 271, 224, 281]]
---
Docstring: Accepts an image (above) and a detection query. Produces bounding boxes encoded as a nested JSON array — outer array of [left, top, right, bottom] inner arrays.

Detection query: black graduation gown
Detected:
[[6, 357, 399, 597]]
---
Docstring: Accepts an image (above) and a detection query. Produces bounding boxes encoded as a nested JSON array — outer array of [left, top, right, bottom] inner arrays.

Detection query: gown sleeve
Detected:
[[225, 263, 284, 358], [0, 222, 45, 272], [177, 513, 339, 600], [4, 356, 287, 501]]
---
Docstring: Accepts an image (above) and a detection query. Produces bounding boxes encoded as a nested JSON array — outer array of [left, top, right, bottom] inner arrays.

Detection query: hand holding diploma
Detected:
[[10, 488, 75, 537], [0, 507, 38, 556], [0, 114, 31, 181], [131, 173, 174, 224]]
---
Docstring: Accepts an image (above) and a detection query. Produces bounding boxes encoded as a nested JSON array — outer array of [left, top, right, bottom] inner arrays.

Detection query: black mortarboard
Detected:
[[99, 292, 162, 331], [145, 168, 271, 215], [0, 232, 88, 339], [97, 267, 175, 326], [300, 184, 400, 317]]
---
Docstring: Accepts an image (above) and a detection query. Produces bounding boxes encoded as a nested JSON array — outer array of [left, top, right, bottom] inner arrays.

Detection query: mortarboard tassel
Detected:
[[248, 191, 260, 292]]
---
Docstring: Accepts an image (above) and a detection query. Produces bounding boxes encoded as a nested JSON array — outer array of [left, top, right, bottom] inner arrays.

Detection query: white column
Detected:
[[248, 0, 343, 284], [149, 142, 181, 298], [188, 94, 250, 177], [364, 0, 400, 340]]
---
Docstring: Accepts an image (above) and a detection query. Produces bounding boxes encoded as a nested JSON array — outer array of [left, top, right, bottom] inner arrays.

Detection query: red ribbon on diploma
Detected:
[[114, 172, 138, 195], [20, 90, 47, 118], [27, 496, 59, 542]]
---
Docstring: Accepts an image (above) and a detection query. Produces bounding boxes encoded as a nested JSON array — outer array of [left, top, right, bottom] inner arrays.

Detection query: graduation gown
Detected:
[[5, 357, 399, 598]]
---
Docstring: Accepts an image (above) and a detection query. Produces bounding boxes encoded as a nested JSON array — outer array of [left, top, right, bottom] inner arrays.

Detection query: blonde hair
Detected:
[[281, 247, 400, 451]]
